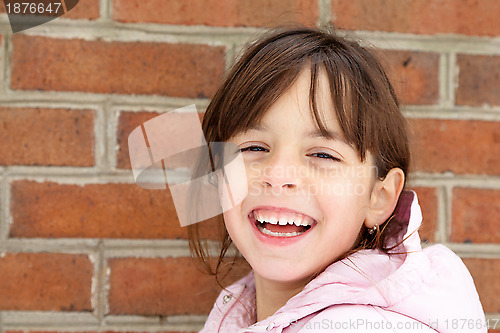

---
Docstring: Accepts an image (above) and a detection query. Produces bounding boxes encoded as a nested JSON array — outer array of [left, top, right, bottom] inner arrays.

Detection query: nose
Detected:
[[255, 150, 303, 191]]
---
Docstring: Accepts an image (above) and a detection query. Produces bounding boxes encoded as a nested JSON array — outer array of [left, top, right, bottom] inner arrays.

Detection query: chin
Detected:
[[246, 254, 321, 284]]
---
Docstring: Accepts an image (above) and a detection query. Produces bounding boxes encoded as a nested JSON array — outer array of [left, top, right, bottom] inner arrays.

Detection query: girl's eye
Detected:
[[239, 145, 268, 153], [309, 152, 341, 162]]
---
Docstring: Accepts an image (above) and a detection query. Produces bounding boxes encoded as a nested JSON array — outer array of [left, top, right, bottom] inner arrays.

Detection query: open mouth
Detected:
[[249, 209, 317, 238]]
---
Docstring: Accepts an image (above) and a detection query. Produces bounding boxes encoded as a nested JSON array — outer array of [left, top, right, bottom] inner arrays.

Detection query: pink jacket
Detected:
[[200, 191, 486, 332]]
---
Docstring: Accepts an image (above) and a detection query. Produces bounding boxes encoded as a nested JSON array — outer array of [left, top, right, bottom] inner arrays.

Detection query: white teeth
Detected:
[[254, 211, 263, 222], [256, 223, 303, 237], [253, 209, 314, 227], [292, 216, 303, 227]]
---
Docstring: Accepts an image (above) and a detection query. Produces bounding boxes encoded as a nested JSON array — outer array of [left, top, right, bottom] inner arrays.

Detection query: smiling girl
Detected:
[[188, 27, 486, 332]]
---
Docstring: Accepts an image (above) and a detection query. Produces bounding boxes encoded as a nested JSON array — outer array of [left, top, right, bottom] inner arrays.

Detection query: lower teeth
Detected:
[[256, 223, 304, 237]]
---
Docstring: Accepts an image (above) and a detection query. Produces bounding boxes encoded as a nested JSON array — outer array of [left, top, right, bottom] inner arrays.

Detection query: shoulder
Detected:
[[287, 304, 435, 333], [200, 272, 256, 332]]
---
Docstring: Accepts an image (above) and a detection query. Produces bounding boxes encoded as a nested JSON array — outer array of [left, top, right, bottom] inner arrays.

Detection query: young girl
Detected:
[[188, 27, 486, 332]]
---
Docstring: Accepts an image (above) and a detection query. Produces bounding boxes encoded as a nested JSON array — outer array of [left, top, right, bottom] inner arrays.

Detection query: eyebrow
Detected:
[[247, 123, 350, 146]]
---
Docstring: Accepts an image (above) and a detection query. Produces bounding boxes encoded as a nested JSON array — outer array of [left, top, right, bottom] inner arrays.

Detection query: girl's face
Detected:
[[223, 68, 377, 285]]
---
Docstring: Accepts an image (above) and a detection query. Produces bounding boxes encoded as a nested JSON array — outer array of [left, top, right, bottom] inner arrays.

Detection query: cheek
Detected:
[[315, 176, 372, 221], [222, 205, 244, 240], [246, 162, 265, 195]]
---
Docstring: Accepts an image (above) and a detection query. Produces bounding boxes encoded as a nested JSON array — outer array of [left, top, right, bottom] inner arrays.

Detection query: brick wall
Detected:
[[0, 0, 499, 332]]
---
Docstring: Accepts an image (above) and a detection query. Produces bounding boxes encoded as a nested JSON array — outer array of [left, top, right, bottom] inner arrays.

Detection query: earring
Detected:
[[368, 224, 378, 235]]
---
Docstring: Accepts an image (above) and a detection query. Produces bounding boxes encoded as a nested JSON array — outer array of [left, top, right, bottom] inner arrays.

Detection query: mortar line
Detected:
[[100, 0, 110, 21], [3, 169, 500, 187], [21, 21, 254, 45], [403, 107, 500, 121], [103, 243, 193, 259], [318, 0, 331, 27], [351, 30, 500, 54], [410, 180, 500, 191], [436, 185, 448, 244], [2, 90, 497, 117], [2, 31, 12, 97], [108, 103, 208, 114], [93, 240, 106, 323], [2, 95, 500, 120], [0, 92, 211, 110], [0, 239, 100, 253], [0, 29, 8, 95], [438, 52, 450, 108], [0, 238, 207, 259], [3, 168, 192, 185], [2, 312, 99, 329], [3, 14, 500, 55], [102, 321, 204, 331], [446, 244, 500, 258], [0, 175, 10, 241], [409, 173, 500, 185], [485, 313, 500, 322], [104, 313, 207, 327], [94, 104, 107, 172], [225, 41, 237, 73], [108, 106, 119, 170], [448, 52, 458, 108], [9, 18, 500, 55], [102, 253, 111, 320], [103, 101, 114, 171], [88, 245, 100, 321], [2, 315, 204, 331], [444, 184, 454, 244]]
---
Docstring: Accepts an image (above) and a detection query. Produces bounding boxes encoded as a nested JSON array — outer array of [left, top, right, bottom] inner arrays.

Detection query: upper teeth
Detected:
[[252, 209, 314, 227]]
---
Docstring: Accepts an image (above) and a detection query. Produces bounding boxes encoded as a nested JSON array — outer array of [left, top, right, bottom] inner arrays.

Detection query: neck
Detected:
[[254, 272, 309, 322]]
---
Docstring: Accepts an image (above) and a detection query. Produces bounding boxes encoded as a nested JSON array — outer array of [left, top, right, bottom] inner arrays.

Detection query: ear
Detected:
[[365, 168, 405, 229]]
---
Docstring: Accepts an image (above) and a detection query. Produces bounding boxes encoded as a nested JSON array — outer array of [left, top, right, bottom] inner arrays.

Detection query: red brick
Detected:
[[451, 188, 500, 244], [456, 54, 500, 107], [108, 257, 250, 315], [117, 111, 159, 169], [117, 111, 204, 169], [0, 107, 94, 166], [0, 0, 99, 19], [10, 180, 184, 239], [378, 50, 439, 105], [409, 119, 500, 175], [331, 0, 500, 37], [10, 35, 225, 98], [108, 257, 215, 315], [409, 187, 438, 243], [0, 253, 92, 311], [64, 0, 100, 20], [462, 258, 500, 313], [112, 0, 318, 27]]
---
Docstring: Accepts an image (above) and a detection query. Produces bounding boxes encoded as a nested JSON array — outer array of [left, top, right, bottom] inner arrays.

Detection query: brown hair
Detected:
[[188, 26, 411, 283]]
